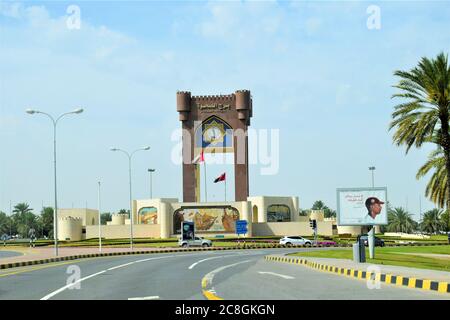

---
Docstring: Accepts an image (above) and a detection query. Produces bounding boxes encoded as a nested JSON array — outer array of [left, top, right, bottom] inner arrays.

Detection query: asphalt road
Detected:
[[0, 248, 447, 300]]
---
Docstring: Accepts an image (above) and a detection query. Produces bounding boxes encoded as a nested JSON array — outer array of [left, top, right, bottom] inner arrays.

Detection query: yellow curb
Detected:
[[265, 255, 449, 295], [438, 282, 447, 293], [202, 290, 224, 300]]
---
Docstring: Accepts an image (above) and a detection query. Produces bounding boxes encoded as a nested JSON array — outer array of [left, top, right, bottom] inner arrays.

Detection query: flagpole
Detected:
[[224, 174, 227, 202], [204, 156, 207, 202]]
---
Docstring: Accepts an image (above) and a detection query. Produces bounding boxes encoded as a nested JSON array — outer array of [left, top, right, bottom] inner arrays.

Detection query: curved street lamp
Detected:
[[26, 108, 84, 256], [110, 146, 150, 250]]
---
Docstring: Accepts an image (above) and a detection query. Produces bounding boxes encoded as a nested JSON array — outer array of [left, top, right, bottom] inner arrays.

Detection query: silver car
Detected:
[[279, 236, 312, 247], [178, 236, 212, 248]]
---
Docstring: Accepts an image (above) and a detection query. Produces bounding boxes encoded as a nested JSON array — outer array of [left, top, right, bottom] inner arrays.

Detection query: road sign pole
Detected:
[[368, 225, 375, 259]]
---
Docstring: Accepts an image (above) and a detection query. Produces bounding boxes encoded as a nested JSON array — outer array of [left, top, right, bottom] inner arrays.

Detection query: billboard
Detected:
[[173, 206, 239, 234], [337, 187, 388, 226], [181, 221, 195, 240]]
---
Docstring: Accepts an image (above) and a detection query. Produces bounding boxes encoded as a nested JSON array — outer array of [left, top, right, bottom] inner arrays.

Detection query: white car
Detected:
[[279, 236, 312, 247], [178, 236, 212, 248]]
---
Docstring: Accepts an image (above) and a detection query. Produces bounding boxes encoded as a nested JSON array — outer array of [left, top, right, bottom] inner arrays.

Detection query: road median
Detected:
[[265, 254, 450, 295]]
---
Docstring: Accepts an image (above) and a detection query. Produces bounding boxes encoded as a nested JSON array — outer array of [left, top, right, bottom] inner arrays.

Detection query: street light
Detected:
[[369, 166, 376, 188], [110, 146, 150, 250], [26, 107, 84, 256], [148, 168, 156, 199]]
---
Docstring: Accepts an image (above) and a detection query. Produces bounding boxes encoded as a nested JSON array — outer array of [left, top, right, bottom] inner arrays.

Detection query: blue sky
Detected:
[[1, 0, 449, 220]]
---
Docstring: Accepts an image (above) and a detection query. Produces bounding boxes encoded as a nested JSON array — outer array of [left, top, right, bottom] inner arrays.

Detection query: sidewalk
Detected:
[[0, 246, 177, 265], [289, 256, 450, 283], [266, 254, 450, 294]]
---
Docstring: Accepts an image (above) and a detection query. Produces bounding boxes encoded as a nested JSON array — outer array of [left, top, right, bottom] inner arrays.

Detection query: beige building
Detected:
[[83, 196, 335, 239], [60, 201, 381, 240], [57, 208, 100, 241]]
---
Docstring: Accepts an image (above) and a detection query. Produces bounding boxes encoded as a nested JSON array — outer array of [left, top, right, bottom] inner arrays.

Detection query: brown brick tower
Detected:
[[176, 90, 252, 202]]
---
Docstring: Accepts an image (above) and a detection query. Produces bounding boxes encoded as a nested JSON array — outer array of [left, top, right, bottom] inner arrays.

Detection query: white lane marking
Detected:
[[134, 255, 176, 263], [107, 262, 135, 271], [202, 260, 252, 289], [258, 271, 295, 279], [188, 254, 243, 270], [41, 270, 107, 300], [128, 296, 160, 300], [40, 255, 175, 300]]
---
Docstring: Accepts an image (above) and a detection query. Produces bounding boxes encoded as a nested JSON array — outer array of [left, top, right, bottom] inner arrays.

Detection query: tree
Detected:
[[390, 52, 450, 225], [421, 208, 445, 234], [311, 200, 336, 218], [387, 207, 417, 233], [416, 148, 448, 211], [118, 209, 130, 218], [12, 203, 37, 237], [0, 211, 13, 236], [40, 207, 54, 237], [441, 210, 450, 232], [101, 212, 112, 225]]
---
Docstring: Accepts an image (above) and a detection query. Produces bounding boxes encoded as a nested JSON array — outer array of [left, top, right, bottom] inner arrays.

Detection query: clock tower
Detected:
[[176, 90, 252, 202]]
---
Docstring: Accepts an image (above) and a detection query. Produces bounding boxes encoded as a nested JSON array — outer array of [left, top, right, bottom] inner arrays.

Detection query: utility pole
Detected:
[[98, 181, 102, 253], [368, 166, 376, 259]]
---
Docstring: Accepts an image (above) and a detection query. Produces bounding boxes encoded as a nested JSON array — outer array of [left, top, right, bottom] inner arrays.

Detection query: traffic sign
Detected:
[[236, 220, 248, 235]]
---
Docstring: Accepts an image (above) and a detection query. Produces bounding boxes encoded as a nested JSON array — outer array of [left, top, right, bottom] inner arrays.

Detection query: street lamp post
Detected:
[[26, 108, 83, 256], [369, 166, 376, 188], [368, 166, 376, 259], [110, 146, 150, 250], [148, 169, 156, 199], [98, 181, 102, 253]]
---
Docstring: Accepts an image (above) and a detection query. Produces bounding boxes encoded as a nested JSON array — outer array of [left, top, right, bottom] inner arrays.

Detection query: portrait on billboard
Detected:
[[182, 221, 195, 240], [337, 187, 388, 226], [173, 206, 239, 234]]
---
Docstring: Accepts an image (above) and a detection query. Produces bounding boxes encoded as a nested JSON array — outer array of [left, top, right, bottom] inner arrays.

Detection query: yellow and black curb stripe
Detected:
[[265, 255, 450, 294]]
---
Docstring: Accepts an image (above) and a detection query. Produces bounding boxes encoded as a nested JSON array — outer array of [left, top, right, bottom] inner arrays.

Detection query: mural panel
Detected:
[[138, 207, 158, 224], [173, 206, 239, 234]]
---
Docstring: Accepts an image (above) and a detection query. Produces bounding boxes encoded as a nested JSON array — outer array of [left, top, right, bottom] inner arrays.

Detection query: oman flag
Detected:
[[214, 173, 226, 183]]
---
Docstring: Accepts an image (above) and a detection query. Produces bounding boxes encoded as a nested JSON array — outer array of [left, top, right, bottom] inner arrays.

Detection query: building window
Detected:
[[138, 207, 158, 224], [267, 205, 291, 222]]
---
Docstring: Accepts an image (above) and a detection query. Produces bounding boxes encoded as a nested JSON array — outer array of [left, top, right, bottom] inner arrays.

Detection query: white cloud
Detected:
[[0, 1, 23, 18]]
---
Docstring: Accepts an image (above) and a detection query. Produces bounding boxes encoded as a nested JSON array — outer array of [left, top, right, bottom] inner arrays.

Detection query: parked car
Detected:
[[360, 235, 385, 247], [279, 236, 312, 247], [178, 236, 212, 248]]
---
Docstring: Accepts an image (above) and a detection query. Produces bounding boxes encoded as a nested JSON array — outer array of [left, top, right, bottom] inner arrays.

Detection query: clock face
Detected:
[[203, 125, 224, 145]]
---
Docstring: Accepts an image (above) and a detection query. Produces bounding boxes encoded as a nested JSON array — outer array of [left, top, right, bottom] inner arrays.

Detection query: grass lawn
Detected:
[[288, 245, 450, 272]]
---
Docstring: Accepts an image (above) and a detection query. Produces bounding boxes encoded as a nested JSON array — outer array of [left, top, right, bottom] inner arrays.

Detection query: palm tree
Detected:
[[12, 203, 34, 237], [390, 52, 450, 218], [387, 207, 416, 233], [421, 208, 445, 234], [311, 200, 336, 218], [416, 148, 448, 208]]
